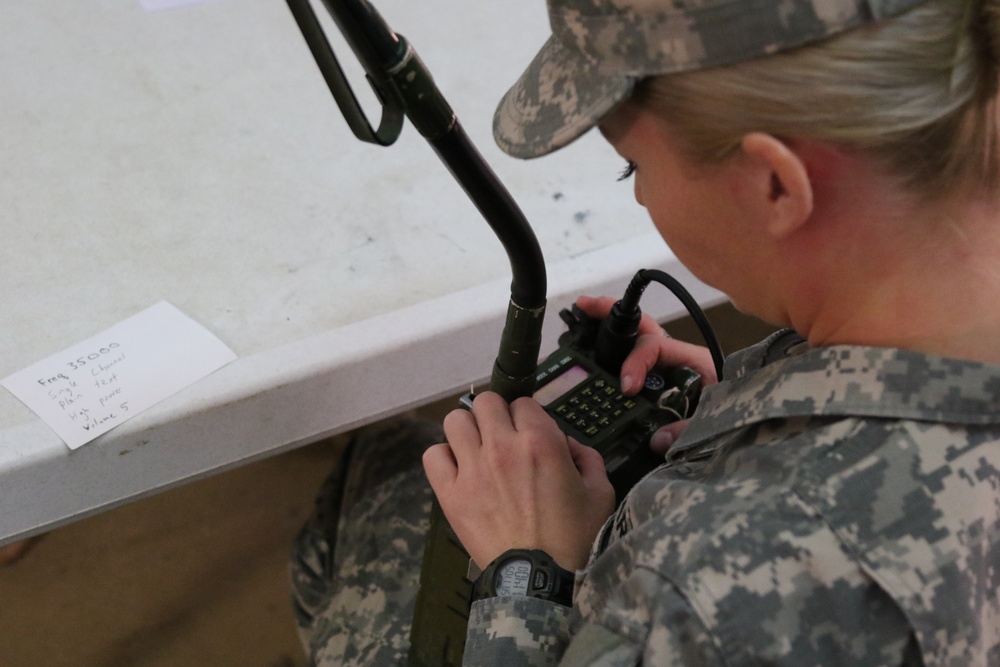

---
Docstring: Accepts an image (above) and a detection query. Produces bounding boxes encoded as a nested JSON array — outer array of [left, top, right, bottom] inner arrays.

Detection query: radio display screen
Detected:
[[533, 365, 589, 406]]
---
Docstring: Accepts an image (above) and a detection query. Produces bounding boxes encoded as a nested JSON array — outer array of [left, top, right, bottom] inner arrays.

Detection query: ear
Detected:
[[738, 133, 813, 239]]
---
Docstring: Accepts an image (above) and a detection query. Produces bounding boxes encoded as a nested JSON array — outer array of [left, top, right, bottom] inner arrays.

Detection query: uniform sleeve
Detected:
[[463, 574, 726, 667], [463, 596, 571, 666]]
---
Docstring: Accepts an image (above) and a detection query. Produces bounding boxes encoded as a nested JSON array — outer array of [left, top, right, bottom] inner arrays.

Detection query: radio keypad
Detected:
[[552, 375, 638, 438]]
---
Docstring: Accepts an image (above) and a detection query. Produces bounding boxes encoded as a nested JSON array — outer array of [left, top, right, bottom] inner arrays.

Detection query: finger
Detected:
[[635, 314, 669, 337], [566, 438, 607, 480], [422, 443, 458, 492], [507, 397, 578, 468], [442, 408, 482, 467], [575, 294, 617, 319], [653, 338, 718, 383], [469, 391, 517, 443], [621, 335, 718, 390], [508, 396, 559, 433], [619, 331, 664, 394], [649, 419, 690, 455]]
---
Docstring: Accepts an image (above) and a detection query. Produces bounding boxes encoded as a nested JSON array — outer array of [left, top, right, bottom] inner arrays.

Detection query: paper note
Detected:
[[2, 301, 237, 450]]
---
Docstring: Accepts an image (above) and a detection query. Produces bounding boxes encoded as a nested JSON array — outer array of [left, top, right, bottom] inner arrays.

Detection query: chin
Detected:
[[726, 294, 789, 329], [726, 295, 758, 318]]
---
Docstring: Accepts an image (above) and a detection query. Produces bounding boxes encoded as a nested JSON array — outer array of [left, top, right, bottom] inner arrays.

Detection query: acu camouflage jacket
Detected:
[[464, 330, 1000, 666]]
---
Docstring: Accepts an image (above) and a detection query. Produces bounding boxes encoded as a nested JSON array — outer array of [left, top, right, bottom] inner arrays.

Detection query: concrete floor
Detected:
[[0, 303, 776, 667]]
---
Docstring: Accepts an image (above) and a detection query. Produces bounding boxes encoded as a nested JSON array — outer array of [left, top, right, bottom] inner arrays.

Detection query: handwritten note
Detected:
[[1, 301, 237, 450]]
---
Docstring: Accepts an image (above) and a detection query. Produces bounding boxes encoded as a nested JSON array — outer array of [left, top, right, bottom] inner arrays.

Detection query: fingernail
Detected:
[[620, 374, 634, 393], [650, 429, 675, 453]]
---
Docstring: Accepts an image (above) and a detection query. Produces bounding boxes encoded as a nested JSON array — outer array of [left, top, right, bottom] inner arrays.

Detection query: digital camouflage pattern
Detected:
[[493, 0, 931, 158], [292, 330, 1000, 665], [464, 330, 1000, 666], [290, 417, 443, 666]]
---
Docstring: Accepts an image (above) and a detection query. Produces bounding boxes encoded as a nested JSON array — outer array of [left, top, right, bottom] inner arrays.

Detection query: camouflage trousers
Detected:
[[290, 417, 444, 666]]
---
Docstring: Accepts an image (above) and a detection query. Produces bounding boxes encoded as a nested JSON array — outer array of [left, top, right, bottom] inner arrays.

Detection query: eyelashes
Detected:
[[617, 160, 637, 181]]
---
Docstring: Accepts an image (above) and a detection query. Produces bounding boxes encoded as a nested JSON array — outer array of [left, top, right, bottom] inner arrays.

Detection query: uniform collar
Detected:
[[670, 329, 1000, 459]]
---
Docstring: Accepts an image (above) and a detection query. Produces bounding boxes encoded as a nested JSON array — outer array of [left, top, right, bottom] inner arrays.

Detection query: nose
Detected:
[[634, 179, 645, 207]]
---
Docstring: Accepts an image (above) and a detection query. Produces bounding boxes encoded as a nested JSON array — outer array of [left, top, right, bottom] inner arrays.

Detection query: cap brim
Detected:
[[494, 34, 636, 159]]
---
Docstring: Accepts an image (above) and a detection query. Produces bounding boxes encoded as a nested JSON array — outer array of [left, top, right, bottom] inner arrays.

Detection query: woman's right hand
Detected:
[[575, 295, 719, 454]]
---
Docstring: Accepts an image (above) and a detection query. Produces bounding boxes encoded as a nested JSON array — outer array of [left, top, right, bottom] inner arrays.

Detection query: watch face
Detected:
[[494, 557, 532, 596]]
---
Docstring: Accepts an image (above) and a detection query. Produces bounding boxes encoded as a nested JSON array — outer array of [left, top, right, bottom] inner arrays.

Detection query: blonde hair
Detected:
[[634, 0, 1000, 202]]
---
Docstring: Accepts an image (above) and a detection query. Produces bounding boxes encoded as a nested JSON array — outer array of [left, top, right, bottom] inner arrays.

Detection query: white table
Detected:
[[0, 0, 723, 543]]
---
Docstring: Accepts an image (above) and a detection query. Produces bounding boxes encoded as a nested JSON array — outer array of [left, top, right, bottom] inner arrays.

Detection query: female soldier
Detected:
[[293, 0, 1000, 664]]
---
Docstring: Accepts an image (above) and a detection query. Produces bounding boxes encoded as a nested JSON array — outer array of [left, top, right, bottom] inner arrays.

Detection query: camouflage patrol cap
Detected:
[[494, 0, 931, 158]]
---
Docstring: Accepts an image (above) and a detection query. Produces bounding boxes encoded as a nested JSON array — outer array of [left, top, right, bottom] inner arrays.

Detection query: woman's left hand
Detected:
[[423, 392, 616, 572]]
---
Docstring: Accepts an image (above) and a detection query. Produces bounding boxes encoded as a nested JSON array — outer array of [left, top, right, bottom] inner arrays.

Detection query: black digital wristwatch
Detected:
[[470, 549, 575, 607]]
